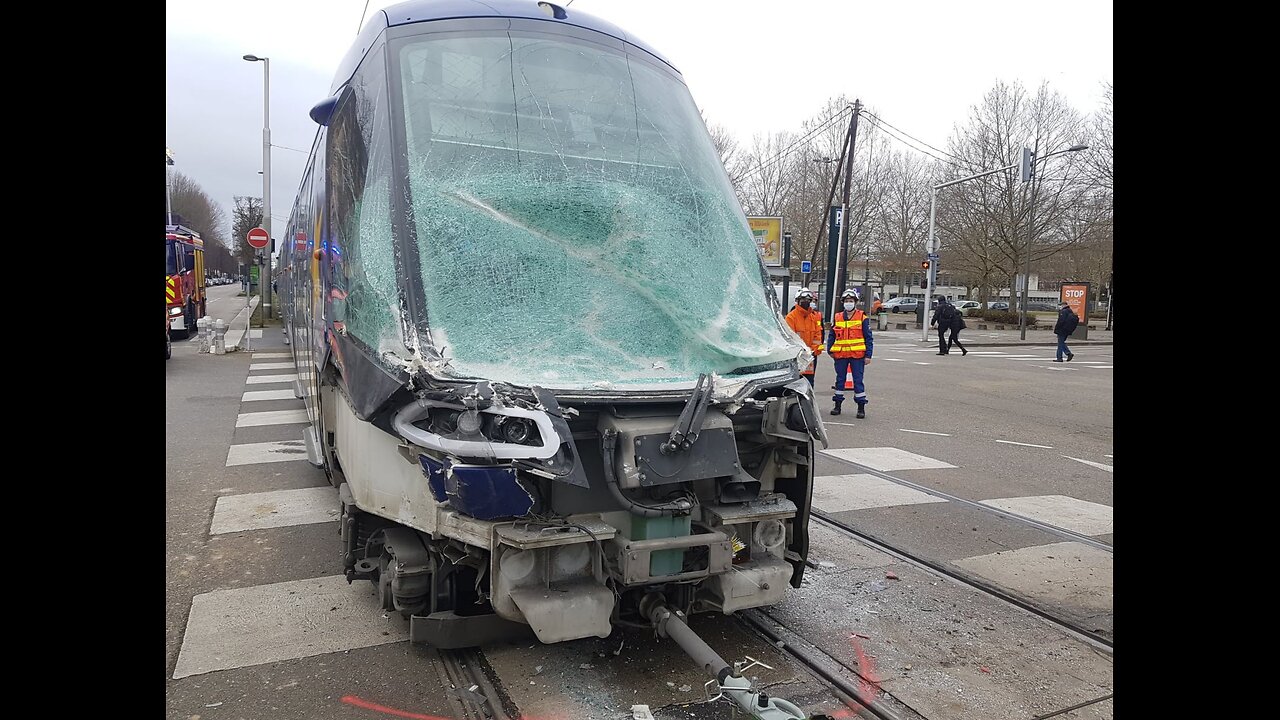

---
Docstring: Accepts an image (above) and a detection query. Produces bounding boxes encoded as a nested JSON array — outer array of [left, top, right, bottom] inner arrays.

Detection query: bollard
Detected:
[[212, 319, 228, 355], [196, 316, 212, 353]]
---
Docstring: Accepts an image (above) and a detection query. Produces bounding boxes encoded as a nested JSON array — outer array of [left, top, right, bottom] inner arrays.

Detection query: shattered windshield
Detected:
[[397, 29, 805, 390]]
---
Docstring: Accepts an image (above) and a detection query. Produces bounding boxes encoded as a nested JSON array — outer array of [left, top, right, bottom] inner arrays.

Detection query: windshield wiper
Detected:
[[660, 373, 714, 454]]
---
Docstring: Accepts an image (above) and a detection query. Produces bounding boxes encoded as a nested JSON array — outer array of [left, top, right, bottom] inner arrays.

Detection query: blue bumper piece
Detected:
[[417, 456, 533, 520]]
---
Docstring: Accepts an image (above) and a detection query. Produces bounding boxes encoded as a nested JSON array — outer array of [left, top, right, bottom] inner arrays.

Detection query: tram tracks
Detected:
[[437, 647, 515, 720], [810, 509, 1113, 652]]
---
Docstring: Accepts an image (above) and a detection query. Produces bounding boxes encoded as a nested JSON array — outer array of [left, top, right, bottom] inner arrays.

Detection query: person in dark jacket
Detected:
[[929, 297, 954, 355], [1053, 302, 1079, 362], [946, 304, 968, 356]]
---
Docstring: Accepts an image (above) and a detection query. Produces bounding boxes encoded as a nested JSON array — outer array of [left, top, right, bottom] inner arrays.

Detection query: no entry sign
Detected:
[[247, 227, 269, 249]]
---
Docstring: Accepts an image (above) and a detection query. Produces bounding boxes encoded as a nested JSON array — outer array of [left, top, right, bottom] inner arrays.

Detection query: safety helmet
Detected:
[[796, 288, 814, 299], [841, 289, 860, 300]]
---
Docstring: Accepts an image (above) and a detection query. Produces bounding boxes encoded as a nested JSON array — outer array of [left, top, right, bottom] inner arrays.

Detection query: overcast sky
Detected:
[[166, 0, 1112, 246]]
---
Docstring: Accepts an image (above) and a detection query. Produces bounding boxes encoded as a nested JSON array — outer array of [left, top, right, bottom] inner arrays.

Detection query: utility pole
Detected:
[[832, 99, 862, 321]]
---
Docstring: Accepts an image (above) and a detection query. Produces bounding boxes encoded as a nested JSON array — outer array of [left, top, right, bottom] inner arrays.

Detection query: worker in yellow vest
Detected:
[[826, 288, 874, 417]]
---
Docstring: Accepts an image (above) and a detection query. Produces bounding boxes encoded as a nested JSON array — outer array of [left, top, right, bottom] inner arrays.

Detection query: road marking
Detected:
[[912, 361, 931, 365], [812, 474, 949, 513], [882, 358, 905, 362], [249, 362, 294, 370], [899, 429, 950, 436], [1086, 365, 1113, 369], [821, 447, 957, 471], [1063, 456, 1113, 473], [964, 351, 1008, 355], [995, 439, 1053, 449], [980, 495, 1113, 535], [242, 389, 297, 402], [952, 541, 1112, 618], [226, 440, 309, 466], [172, 575, 407, 679], [246, 373, 297, 384], [236, 409, 310, 427], [999, 354, 1038, 358], [1104, 454, 1112, 458], [252, 352, 291, 359], [210, 487, 339, 534], [249, 329, 263, 339]]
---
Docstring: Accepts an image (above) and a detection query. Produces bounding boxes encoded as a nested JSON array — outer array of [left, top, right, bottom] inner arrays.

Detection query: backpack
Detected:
[[940, 303, 956, 322]]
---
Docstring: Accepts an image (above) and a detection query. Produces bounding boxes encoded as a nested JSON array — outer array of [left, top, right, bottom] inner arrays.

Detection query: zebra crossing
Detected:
[[173, 351, 1113, 684], [876, 342, 1113, 368], [173, 351, 387, 682], [813, 445, 1113, 630]]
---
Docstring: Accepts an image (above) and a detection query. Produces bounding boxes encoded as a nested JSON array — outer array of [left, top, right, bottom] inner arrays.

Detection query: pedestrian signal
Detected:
[[921, 260, 930, 270]]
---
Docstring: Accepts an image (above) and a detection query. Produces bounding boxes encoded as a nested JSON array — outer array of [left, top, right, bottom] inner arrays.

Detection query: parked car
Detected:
[[883, 297, 920, 313], [1024, 302, 1058, 312], [953, 300, 980, 311], [984, 301, 1009, 311]]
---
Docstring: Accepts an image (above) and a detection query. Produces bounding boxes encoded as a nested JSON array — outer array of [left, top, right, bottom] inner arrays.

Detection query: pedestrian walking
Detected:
[[930, 296, 956, 355], [785, 288, 824, 386], [827, 289, 873, 418], [946, 302, 968, 356], [1053, 301, 1079, 362]]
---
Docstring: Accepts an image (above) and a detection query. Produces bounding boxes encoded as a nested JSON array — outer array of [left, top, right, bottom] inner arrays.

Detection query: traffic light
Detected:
[[1020, 147, 1035, 182]]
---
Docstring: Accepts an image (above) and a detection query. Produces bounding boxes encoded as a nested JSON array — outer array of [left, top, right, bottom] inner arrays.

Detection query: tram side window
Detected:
[[326, 43, 400, 358]]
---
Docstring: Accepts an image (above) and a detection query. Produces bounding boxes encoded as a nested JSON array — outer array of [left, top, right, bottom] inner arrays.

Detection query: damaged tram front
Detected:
[[280, 0, 828, 652]]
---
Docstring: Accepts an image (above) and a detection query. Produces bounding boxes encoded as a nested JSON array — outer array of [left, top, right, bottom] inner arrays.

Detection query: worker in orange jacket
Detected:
[[785, 288, 824, 386]]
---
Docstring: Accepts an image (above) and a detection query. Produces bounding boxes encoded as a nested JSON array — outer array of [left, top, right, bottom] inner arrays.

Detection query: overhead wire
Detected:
[[860, 110, 965, 162], [859, 113, 961, 169], [736, 105, 853, 182]]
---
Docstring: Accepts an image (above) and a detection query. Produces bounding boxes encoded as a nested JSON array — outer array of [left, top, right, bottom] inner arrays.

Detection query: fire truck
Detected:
[[166, 223, 206, 339]]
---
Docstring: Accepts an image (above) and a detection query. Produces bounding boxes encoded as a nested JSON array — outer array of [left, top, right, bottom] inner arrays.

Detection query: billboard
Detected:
[[748, 216, 783, 267], [1059, 282, 1090, 340]]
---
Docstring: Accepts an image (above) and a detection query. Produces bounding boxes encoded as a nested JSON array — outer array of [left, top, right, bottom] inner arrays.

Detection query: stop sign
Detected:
[[247, 227, 269, 249]]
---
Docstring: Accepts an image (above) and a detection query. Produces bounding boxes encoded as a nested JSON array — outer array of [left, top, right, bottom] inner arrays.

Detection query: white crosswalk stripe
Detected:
[[210, 487, 339, 534], [225, 440, 309, 466], [822, 447, 957, 471], [251, 352, 291, 359], [812, 474, 947, 512], [246, 373, 297, 384], [172, 575, 407, 679], [242, 389, 297, 401], [235, 409, 309, 427], [980, 495, 1112, 536], [249, 362, 294, 370]]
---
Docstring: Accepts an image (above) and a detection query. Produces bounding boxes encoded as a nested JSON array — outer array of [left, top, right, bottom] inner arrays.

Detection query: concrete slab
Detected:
[[813, 474, 948, 513], [951, 541, 1113, 630], [210, 487, 339, 534], [980, 495, 1113, 536], [822, 447, 958, 471], [172, 575, 407, 679]]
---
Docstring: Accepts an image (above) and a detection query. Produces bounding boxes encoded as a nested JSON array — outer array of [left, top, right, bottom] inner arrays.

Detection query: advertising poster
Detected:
[[748, 216, 783, 267], [1059, 282, 1090, 339]]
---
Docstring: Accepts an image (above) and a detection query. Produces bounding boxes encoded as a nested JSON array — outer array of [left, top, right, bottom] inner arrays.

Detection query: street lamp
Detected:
[[1018, 143, 1089, 339], [243, 53, 273, 319]]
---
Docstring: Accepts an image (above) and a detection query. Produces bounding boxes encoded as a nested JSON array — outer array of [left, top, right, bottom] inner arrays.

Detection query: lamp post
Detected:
[[243, 54, 273, 319], [1018, 143, 1089, 339], [922, 163, 1019, 340], [165, 147, 175, 226]]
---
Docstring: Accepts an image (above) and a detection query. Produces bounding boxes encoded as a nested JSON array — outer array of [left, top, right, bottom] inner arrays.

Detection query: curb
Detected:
[[226, 296, 261, 352]]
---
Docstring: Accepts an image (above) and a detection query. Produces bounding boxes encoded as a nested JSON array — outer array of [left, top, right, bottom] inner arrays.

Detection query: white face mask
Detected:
[[843, 302, 856, 311]]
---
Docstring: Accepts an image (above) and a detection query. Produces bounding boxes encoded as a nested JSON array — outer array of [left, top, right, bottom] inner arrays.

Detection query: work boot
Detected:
[[1066, 353, 1074, 362], [855, 402, 866, 419], [961, 348, 968, 356], [830, 397, 843, 416]]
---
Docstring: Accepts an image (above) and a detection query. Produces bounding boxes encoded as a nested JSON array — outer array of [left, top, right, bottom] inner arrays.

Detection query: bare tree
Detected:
[[168, 171, 228, 249], [701, 109, 749, 192], [941, 81, 1091, 297], [739, 130, 800, 216], [1087, 82, 1113, 196], [232, 196, 265, 269]]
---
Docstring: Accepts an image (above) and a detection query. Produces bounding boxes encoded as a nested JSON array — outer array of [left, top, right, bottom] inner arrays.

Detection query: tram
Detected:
[[278, 0, 827, 671]]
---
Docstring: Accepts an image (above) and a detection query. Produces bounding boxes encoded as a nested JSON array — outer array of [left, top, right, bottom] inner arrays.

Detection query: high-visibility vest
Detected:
[[830, 310, 867, 359]]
